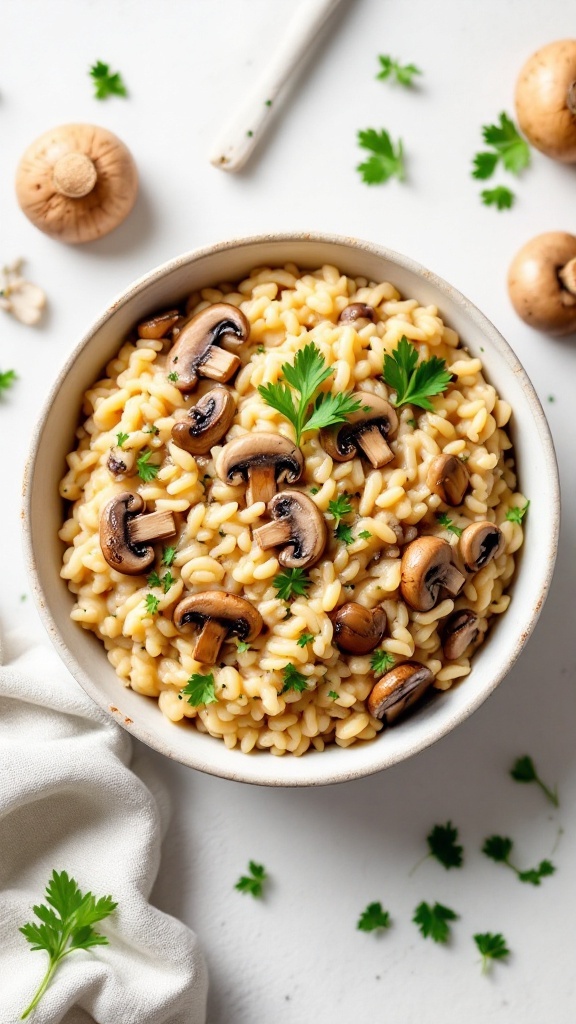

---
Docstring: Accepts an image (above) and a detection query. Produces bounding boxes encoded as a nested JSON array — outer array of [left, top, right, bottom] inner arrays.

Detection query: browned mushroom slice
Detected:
[[338, 303, 377, 324], [166, 303, 250, 391], [332, 603, 387, 654], [171, 386, 236, 455], [215, 433, 304, 506], [508, 232, 576, 336], [401, 536, 465, 612], [426, 454, 470, 506], [442, 609, 481, 659], [367, 661, 434, 725], [173, 591, 263, 664], [137, 309, 180, 340], [107, 447, 136, 478], [253, 490, 327, 569], [320, 393, 398, 469], [459, 521, 504, 573], [100, 491, 176, 575]]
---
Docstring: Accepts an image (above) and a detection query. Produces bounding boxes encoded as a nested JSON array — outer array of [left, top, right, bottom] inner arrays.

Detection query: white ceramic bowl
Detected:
[[23, 234, 560, 786]]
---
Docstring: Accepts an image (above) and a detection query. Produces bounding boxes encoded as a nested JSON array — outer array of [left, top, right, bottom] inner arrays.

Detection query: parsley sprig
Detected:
[[235, 861, 268, 899], [506, 500, 530, 525], [89, 61, 127, 100], [297, 632, 315, 648], [474, 932, 510, 975], [370, 650, 395, 676], [144, 594, 160, 615], [357, 128, 405, 185], [147, 570, 175, 594], [273, 567, 310, 602], [162, 546, 176, 567], [179, 672, 217, 707], [383, 337, 452, 410], [19, 870, 116, 1019], [258, 343, 362, 445], [413, 901, 457, 944], [281, 664, 309, 694], [411, 821, 464, 874], [376, 55, 422, 87], [472, 112, 530, 179], [357, 901, 392, 932], [0, 369, 17, 395], [482, 835, 556, 886], [510, 755, 558, 807], [436, 512, 463, 538], [481, 186, 515, 210], [136, 449, 160, 483]]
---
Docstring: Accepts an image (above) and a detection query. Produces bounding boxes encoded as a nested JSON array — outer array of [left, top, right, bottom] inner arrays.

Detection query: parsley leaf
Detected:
[[89, 61, 127, 100], [258, 343, 362, 445], [481, 186, 515, 210], [281, 664, 309, 694], [482, 112, 530, 175], [383, 336, 452, 410], [162, 546, 176, 567], [436, 512, 463, 537], [510, 754, 558, 806], [335, 522, 354, 545], [413, 901, 457, 944], [136, 449, 160, 482], [474, 932, 510, 975], [19, 869, 116, 1019], [328, 690, 339, 701], [297, 633, 315, 648], [116, 431, 129, 448], [145, 594, 160, 615], [273, 567, 310, 601], [180, 672, 217, 707], [357, 128, 405, 185], [376, 54, 422, 87], [144, 423, 159, 435], [370, 650, 395, 676], [427, 822, 464, 869], [167, 371, 179, 382], [358, 530, 372, 540], [147, 571, 162, 589], [328, 494, 353, 525], [236, 640, 251, 653], [471, 151, 499, 180], [0, 369, 17, 395], [357, 901, 392, 932], [235, 861, 268, 899], [505, 499, 530, 524], [482, 835, 556, 885]]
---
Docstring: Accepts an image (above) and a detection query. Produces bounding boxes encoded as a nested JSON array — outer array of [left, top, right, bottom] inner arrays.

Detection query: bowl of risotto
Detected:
[[23, 234, 559, 786]]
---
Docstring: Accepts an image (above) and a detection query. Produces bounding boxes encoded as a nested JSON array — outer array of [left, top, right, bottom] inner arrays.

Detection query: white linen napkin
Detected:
[[0, 630, 208, 1024]]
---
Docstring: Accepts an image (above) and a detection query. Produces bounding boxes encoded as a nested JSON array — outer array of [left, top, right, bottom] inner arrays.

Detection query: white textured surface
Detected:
[[2, 0, 575, 1021]]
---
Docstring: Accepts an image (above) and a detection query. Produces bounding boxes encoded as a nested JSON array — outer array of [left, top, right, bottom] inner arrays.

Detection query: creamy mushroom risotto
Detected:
[[59, 264, 527, 756]]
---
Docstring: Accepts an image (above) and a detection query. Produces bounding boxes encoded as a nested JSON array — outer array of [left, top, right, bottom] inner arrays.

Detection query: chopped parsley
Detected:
[[328, 494, 353, 525], [116, 431, 129, 448], [481, 186, 515, 210], [144, 423, 159, 435], [309, 486, 320, 495], [426, 822, 464, 870], [280, 664, 309, 694], [147, 570, 175, 594], [162, 545, 176, 567], [357, 128, 405, 185], [167, 371, 179, 383], [412, 901, 457, 944], [89, 61, 127, 100], [383, 336, 452, 410], [376, 55, 422, 87], [436, 511, 463, 538], [136, 449, 160, 482], [296, 633, 315, 648], [0, 369, 17, 395], [505, 500, 530, 524], [235, 861, 268, 898], [179, 672, 217, 707], [482, 835, 556, 886], [334, 522, 354, 545], [273, 568, 310, 601], [370, 650, 395, 676], [236, 640, 251, 653], [358, 530, 372, 541], [357, 901, 392, 932], [474, 932, 510, 975], [328, 691, 339, 701], [144, 594, 160, 615]]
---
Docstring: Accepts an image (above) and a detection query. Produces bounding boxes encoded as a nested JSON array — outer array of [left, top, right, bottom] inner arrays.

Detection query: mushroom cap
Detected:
[[338, 302, 377, 324], [99, 491, 151, 575], [332, 602, 387, 654], [367, 661, 434, 724], [138, 310, 180, 340], [15, 123, 138, 244], [262, 490, 327, 569], [320, 392, 398, 462], [515, 39, 576, 162], [426, 453, 470, 506], [167, 303, 249, 391], [173, 591, 263, 641], [172, 385, 236, 455], [460, 521, 504, 573], [107, 447, 136, 478], [442, 609, 481, 660], [508, 232, 576, 335], [400, 535, 454, 611], [215, 432, 304, 488]]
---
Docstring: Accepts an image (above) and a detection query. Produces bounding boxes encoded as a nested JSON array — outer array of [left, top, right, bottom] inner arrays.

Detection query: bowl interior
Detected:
[[23, 235, 559, 786]]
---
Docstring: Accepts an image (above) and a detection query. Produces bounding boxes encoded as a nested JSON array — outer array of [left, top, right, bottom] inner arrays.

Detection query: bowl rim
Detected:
[[22, 232, 561, 786]]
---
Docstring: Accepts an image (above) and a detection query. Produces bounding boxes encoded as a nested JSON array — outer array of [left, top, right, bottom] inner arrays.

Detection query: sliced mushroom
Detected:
[[332, 603, 387, 654], [100, 491, 176, 575], [253, 490, 327, 569], [426, 454, 470, 506], [338, 302, 376, 324], [173, 591, 263, 664], [401, 536, 465, 611], [171, 386, 236, 455], [460, 521, 504, 573], [166, 303, 250, 391], [442, 609, 481, 659], [320, 393, 398, 469], [215, 432, 304, 506], [138, 309, 180, 340], [508, 232, 576, 335], [367, 661, 434, 725], [107, 447, 136, 478]]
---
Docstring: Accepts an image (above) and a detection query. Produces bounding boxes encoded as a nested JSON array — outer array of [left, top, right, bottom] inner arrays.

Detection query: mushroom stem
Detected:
[[52, 153, 97, 198], [193, 619, 229, 664], [442, 564, 466, 595], [558, 257, 576, 296], [355, 426, 393, 468], [128, 510, 176, 544], [246, 465, 278, 506], [200, 346, 241, 382], [253, 519, 293, 549]]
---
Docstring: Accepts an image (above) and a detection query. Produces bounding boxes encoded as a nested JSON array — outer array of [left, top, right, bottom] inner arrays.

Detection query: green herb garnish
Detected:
[[357, 128, 405, 185], [0, 369, 17, 395], [89, 61, 127, 100], [358, 530, 372, 540], [474, 932, 510, 975], [357, 901, 392, 932], [116, 431, 129, 447], [235, 861, 268, 898], [297, 633, 315, 648], [383, 336, 452, 410], [328, 690, 339, 701], [280, 664, 309, 694], [426, 822, 464, 869], [482, 835, 556, 886], [136, 449, 160, 483], [328, 494, 353, 525], [167, 371, 179, 383], [334, 522, 354, 545], [180, 672, 217, 707], [505, 500, 530, 524], [510, 755, 558, 806], [144, 594, 160, 615], [481, 186, 515, 210], [472, 112, 530, 179], [236, 640, 251, 653], [376, 55, 422, 87], [309, 486, 320, 495], [370, 650, 395, 676], [144, 423, 159, 435], [413, 901, 457, 944], [436, 512, 463, 537], [162, 546, 176, 567], [273, 568, 310, 601]]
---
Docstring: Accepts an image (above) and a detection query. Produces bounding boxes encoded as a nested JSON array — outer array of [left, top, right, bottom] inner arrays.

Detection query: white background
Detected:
[[3, 1, 575, 1021]]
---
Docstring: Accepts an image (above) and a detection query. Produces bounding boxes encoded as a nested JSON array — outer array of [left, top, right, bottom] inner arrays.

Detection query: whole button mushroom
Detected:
[[508, 232, 576, 335], [172, 386, 236, 455], [332, 603, 387, 654], [137, 310, 181, 340], [426, 454, 470, 506], [99, 492, 177, 575], [401, 536, 465, 612], [459, 521, 504, 574], [173, 591, 263, 664], [367, 661, 434, 725], [320, 392, 398, 469], [216, 432, 304, 506], [338, 303, 377, 325], [515, 39, 576, 163], [15, 123, 138, 244], [166, 303, 250, 391], [442, 609, 481, 660], [253, 490, 327, 569]]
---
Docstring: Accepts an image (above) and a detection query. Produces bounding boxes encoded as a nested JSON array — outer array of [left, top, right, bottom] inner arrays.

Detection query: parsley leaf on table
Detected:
[[412, 901, 457, 943], [357, 128, 405, 185], [482, 835, 556, 885], [383, 336, 452, 410], [471, 151, 499, 180], [427, 822, 464, 869], [474, 932, 510, 975], [481, 186, 515, 210], [436, 512, 463, 538], [376, 55, 422, 87], [281, 664, 309, 694], [273, 567, 310, 602], [19, 869, 116, 1020], [136, 449, 160, 483], [180, 672, 217, 707], [0, 369, 17, 395], [482, 112, 530, 175], [370, 650, 395, 676], [235, 861, 268, 899], [505, 500, 530, 525], [89, 61, 128, 100], [510, 754, 558, 806], [357, 901, 392, 932]]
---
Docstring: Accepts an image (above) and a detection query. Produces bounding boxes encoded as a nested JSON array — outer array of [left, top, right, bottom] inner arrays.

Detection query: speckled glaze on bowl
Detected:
[[22, 234, 560, 786]]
